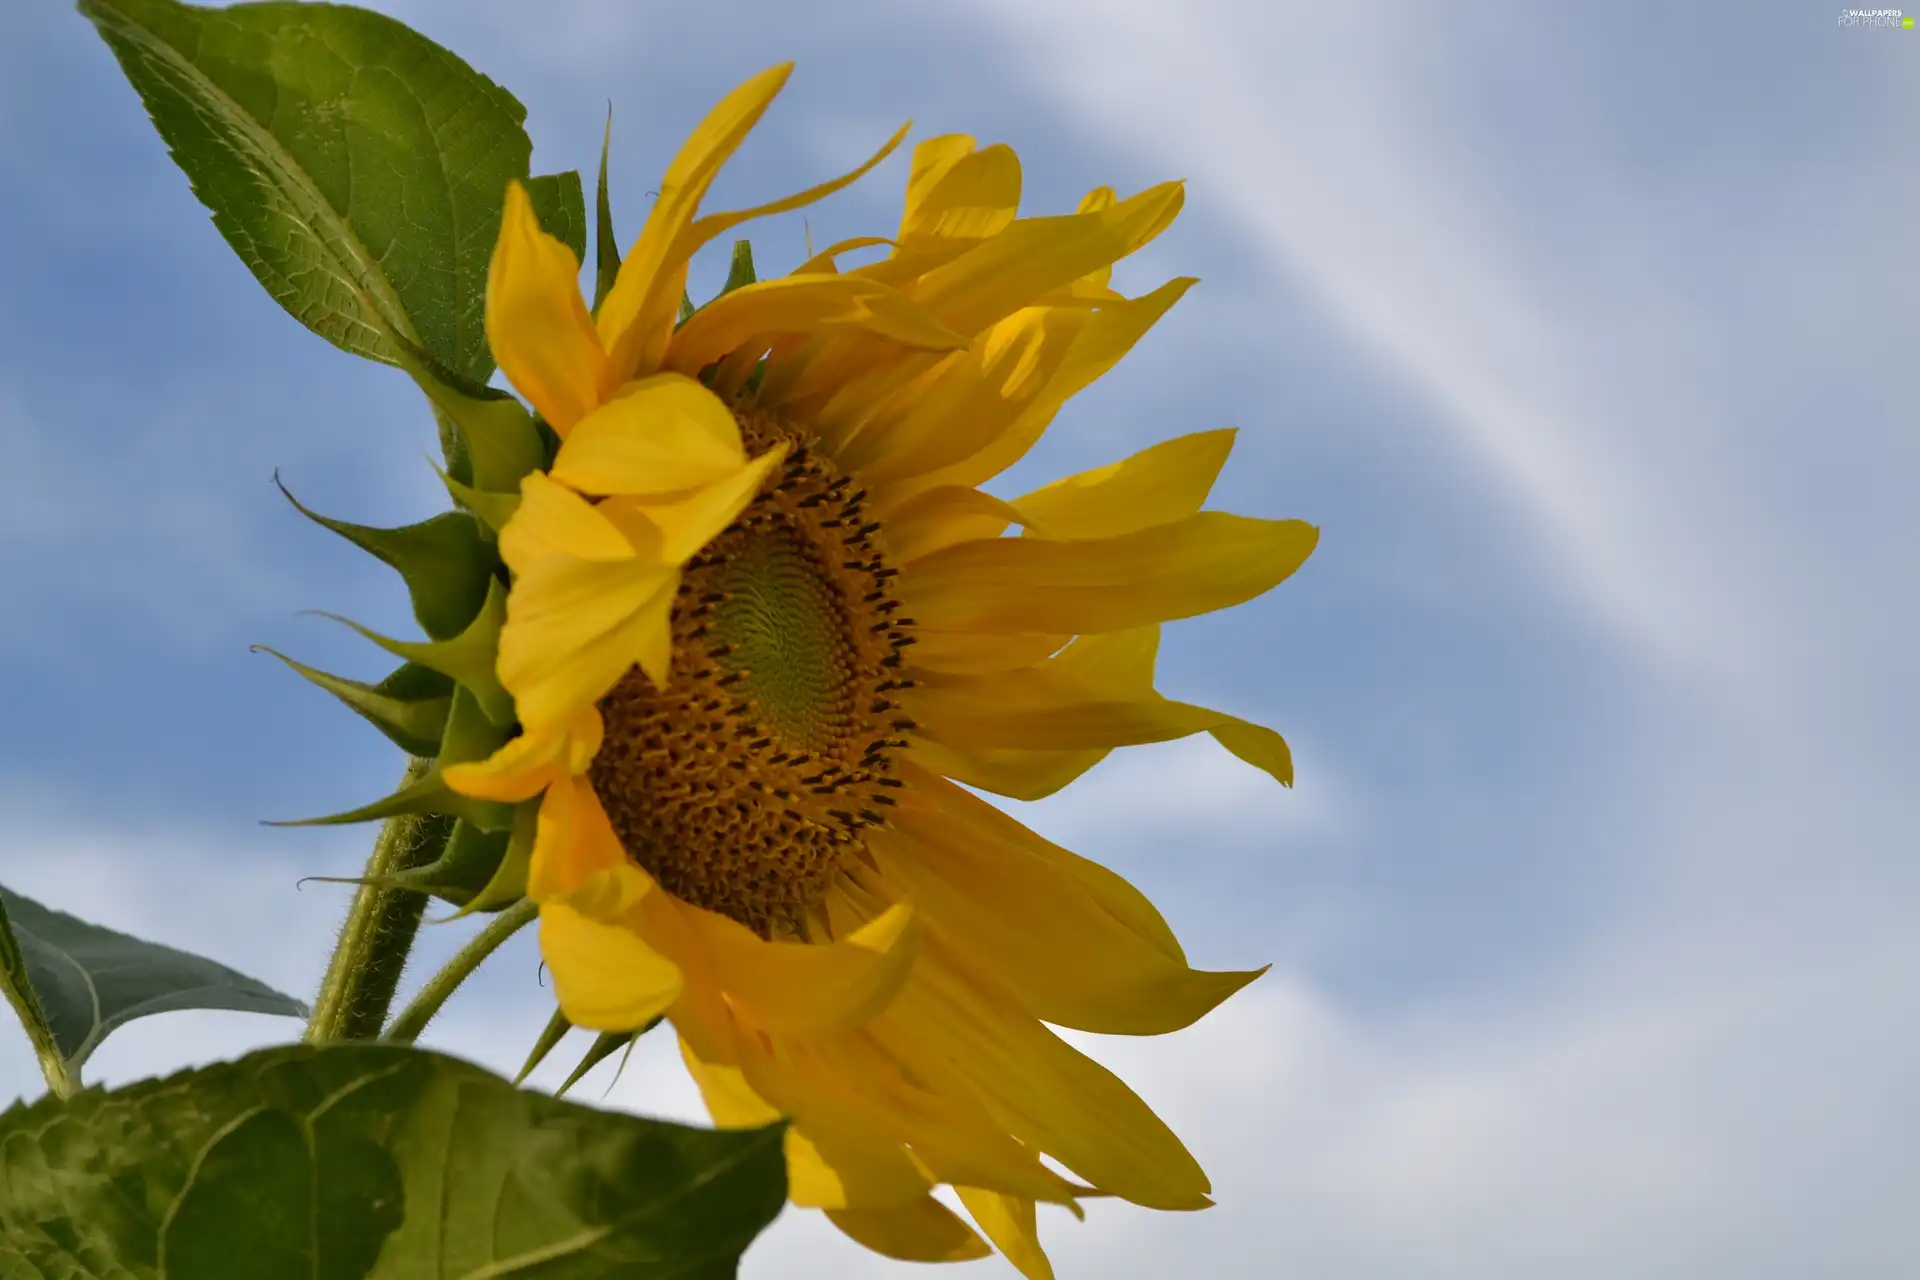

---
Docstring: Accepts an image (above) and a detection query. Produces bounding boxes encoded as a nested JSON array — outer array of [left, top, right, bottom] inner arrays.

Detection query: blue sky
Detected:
[[3, 1, 1916, 1275]]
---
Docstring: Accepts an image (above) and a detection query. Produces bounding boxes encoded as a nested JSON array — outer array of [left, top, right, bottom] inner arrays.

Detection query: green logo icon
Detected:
[[1906, 14, 1917, 27]]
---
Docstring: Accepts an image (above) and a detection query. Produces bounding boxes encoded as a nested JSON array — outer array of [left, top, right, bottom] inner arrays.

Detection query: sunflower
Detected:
[[441, 64, 1318, 1275]]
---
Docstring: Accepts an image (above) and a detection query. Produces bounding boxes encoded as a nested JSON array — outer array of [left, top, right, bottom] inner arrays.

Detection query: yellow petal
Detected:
[[895, 759, 1185, 967], [677, 120, 912, 266], [785, 1123, 932, 1211], [597, 65, 794, 383], [679, 1035, 784, 1128], [869, 797, 1262, 1036], [441, 728, 563, 803], [901, 628, 1069, 675], [666, 275, 966, 378], [827, 1198, 993, 1263], [626, 443, 788, 565], [837, 308, 1072, 482], [907, 736, 1108, 804], [495, 556, 680, 726], [905, 277, 1194, 498], [1209, 718, 1295, 786], [499, 471, 641, 570], [540, 898, 683, 1032], [900, 511, 1319, 634], [1014, 429, 1238, 540], [683, 901, 919, 1036], [795, 234, 894, 276], [525, 776, 640, 909], [874, 944, 1214, 1211], [899, 136, 1022, 246], [442, 706, 603, 802], [910, 182, 1185, 339], [548, 372, 746, 497], [486, 181, 607, 433], [805, 1030, 1083, 1204], [874, 484, 1022, 562], [957, 1189, 1055, 1280], [906, 676, 1291, 772]]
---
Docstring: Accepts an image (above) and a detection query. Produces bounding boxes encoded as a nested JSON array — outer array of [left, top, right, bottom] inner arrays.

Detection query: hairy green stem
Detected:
[[384, 898, 537, 1045], [305, 757, 452, 1043], [0, 972, 73, 1100]]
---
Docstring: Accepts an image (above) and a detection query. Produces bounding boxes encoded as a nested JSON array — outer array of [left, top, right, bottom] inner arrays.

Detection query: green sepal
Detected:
[[271, 686, 516, 833], [592, 108, 621, 312], [400, 796, 535, 917], [721, 238, 757, 296], [678, 289, 696, 327], [451, 799, 537, 916], [254, 648, 452, 757], [526, 169, 587, 265], [313, 577, 514, 726], [558, 1021, 661, 1099], [391, 336, 545, 493], [516, 1006, 574, 1084], [278, 476, 495, 641], [379, 819, 506, 908], [436, 464, 522, 537]]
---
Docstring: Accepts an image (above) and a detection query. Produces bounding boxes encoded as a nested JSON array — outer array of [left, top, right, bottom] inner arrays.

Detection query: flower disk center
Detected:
[[590, 416, 916, 937]]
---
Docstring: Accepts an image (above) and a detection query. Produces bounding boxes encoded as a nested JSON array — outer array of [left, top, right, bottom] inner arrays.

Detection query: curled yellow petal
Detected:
[[684, 901, 920, 1036], [678, 120, 912, 266], [525, 775, 642, 909], [486, 181, 607, 433], [905, 276, 1194, 497], [442, 707, 603, 803], [627, 443, 788, 565], [549, 372, 746, 497], [666, 275, 966, 378], [899, 136, 1022, 246], [499, 471, 641, 570], [597, 64, 794, 383], [495, 557, 680, 727], [540, 897, 683, 1032]]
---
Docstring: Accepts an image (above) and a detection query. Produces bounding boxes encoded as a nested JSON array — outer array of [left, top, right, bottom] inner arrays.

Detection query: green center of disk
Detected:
[[708, 531, 856, 751]]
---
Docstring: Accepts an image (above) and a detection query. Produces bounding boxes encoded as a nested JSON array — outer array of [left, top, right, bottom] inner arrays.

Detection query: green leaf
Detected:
[[526, 169, 586, 265], [593, 109, 621, 310], [0, 885, 305, 1075], [80, 0, 542, 385], [277, 477, 496, 641], [255, 649, 453, 757], [0, 1042, 788, 1278]]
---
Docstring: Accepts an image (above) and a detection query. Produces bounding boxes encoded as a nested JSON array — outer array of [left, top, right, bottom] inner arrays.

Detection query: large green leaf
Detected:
[[0, 1042, 788, 1278], [78, 0, 559, 384], [0, 885, 306, 1075]]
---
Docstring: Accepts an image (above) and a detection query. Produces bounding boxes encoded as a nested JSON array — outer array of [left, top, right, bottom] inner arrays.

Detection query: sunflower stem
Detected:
[[383, 898, 537, 1045], [304, 757, 451, 1043]]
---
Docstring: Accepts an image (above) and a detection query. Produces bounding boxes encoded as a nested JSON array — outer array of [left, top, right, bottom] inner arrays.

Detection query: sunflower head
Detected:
[[287, 62, 1317, 1277]]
